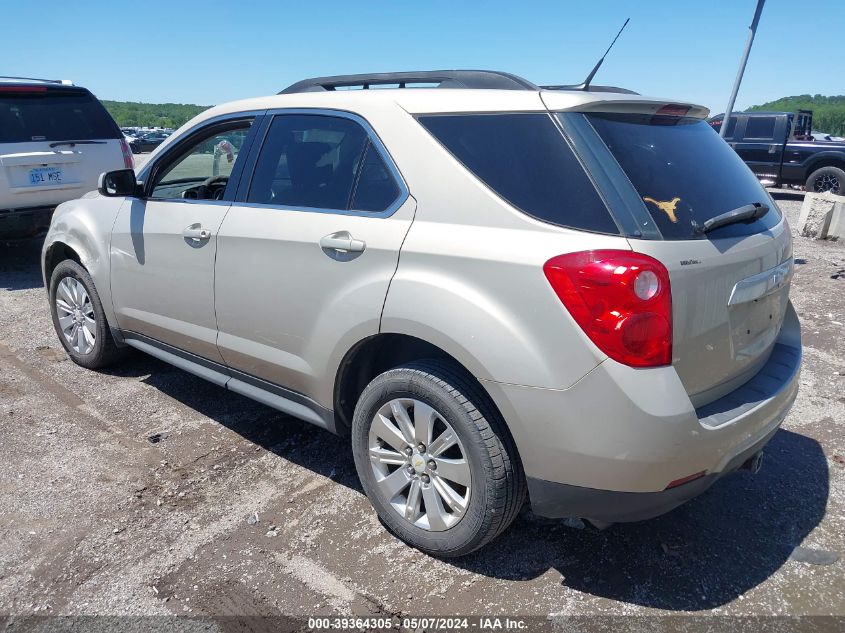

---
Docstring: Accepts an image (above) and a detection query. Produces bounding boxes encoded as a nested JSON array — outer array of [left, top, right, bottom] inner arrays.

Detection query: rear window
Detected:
[[419, 113, 619, 234], [583, 113, 781, 240], [0, 88, 120, 143]]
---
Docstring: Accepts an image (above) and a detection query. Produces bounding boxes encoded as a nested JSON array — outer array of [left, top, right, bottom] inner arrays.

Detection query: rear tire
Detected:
[[351, 359, 525, 557], [49, 260, 126, 369], [805, 165, 845, 195]]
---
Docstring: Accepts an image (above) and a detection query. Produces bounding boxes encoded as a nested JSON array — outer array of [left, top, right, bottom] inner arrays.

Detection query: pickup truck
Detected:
[[709, 110, 845, 195]]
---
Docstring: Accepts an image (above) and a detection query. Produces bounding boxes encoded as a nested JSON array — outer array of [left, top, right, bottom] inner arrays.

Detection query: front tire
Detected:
[[351, 360, 525, 557], [49, 260, 126, 369], [806, 165, 844, 195]]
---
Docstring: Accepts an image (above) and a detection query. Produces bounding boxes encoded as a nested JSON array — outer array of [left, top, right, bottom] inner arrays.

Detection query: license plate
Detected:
[[28, 166, 63, 185]]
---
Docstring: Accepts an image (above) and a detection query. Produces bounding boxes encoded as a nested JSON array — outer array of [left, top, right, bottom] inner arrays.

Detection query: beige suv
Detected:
[[42, 71, 800, 556]]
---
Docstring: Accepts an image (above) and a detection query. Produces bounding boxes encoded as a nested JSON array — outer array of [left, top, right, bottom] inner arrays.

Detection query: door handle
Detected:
[[319, 233, 365, 253], [183, 226, 212, 241]]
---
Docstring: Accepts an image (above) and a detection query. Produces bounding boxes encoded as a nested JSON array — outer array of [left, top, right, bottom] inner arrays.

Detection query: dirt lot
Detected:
[[0, 196, 843, 629]]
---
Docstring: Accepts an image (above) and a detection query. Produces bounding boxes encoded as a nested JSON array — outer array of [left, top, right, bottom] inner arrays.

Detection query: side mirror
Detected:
[[98, 169, 139, 197]]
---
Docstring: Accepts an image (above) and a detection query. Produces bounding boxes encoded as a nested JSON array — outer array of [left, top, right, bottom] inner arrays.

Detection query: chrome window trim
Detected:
[[241, 107, 410, 219]]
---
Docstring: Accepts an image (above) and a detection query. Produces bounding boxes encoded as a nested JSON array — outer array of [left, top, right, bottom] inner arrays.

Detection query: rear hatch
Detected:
[[0, 84, 126, 212], [553, 104, 792, 406]]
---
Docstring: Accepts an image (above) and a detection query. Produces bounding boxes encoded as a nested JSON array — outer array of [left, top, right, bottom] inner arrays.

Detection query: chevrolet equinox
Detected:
[[42, 70, 801, 557]]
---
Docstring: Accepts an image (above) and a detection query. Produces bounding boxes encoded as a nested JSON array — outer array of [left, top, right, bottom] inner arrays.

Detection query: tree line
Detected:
[[101, 100, 211, 128], [101, 94, 845, 136], [748, 94, 845, 135]]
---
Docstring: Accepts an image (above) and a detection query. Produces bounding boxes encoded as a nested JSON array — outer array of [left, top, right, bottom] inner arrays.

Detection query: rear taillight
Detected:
[[120, 138, 134, 169], [543, 250, 672, 367]]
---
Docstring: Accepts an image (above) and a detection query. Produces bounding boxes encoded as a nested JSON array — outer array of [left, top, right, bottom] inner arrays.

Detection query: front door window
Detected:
[[149, 122, 252, 200]]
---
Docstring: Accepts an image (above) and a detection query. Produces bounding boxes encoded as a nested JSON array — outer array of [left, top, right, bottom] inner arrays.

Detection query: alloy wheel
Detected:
[[368, 398, 471, 531], [814, 172, 841, 194], [55, 277, 96, 355]]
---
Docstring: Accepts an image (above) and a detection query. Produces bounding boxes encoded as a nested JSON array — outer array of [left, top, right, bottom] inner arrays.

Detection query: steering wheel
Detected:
[[196, 175, 229, 200]]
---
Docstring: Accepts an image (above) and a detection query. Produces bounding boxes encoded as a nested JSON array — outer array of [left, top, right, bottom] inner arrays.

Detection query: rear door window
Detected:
[[418, 113, 619, 234], [743, 116, 776, 140], [582, 112, 781, 240], [0, 87, 120, 143]]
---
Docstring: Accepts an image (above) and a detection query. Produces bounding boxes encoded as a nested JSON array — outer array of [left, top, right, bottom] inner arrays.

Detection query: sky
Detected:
[[3, 0, 843, 113]]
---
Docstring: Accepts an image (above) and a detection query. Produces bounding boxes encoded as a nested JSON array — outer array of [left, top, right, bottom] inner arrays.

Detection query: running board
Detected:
[[121, 333, 338, 434]]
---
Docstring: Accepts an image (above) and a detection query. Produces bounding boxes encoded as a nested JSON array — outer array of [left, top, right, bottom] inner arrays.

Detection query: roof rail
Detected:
[[541, 84, 639, 95], [0, 76, 73, 85], [280, 70, 539, 94]]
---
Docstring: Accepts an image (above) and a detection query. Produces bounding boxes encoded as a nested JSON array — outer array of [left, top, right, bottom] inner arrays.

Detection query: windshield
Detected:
[[579, 112, 781, 240], [0, 88, 120, 143]]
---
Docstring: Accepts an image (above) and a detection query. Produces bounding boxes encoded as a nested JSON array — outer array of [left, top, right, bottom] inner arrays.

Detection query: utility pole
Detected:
[[720, 0, 766, 138]]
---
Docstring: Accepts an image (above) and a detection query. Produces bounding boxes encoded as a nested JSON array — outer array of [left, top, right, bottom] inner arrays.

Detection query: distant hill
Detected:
[[101, 100, 211, 128], [747, 95, 845, 135]]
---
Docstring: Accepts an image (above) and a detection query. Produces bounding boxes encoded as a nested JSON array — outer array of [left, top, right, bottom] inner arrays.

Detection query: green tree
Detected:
[[747, 95, 845, 136], [101, 101, 212, 128]]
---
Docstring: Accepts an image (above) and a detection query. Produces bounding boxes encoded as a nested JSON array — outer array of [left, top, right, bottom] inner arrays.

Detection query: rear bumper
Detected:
[[527, 424, 778, 522], [0, 206, 54, 239], [483, 302, 801, 521]]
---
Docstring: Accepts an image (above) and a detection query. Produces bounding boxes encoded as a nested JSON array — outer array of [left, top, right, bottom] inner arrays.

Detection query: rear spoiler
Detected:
[[541, 92, 709, 120]]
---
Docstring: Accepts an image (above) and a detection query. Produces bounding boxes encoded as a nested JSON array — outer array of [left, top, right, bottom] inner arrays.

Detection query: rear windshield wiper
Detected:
[[695, 202, 769, 234], [49, 140, 107, 148]]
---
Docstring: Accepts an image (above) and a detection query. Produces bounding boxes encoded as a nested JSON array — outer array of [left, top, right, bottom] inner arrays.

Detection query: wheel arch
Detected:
[[334, 333, 503, 437], [43, 241, 84, 286], [805, 154, 845, 177], [41, 196, 123, 329]]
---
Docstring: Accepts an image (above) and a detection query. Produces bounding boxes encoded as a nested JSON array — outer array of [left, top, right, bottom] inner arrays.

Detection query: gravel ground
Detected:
[[0, 195, 843, 629]]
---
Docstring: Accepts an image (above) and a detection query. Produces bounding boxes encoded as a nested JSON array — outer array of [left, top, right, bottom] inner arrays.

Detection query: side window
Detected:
[[149, 120, 253, 200], [419, 113, 618, 234], [246, 113, 400, 213], [350, 143, 401, 212], [743, 116, 776, 140], [708, 116, 738, 139]]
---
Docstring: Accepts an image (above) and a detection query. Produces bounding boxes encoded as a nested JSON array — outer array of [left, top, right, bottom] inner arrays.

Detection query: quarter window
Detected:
[[246, 114, 401, 213], [419, 113, 619, 234]]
